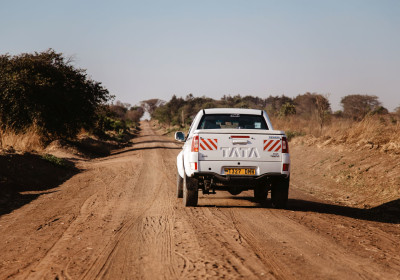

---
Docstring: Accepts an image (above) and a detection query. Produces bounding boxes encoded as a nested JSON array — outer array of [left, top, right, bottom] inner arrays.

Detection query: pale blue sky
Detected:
[[1, 0, 399, 111]]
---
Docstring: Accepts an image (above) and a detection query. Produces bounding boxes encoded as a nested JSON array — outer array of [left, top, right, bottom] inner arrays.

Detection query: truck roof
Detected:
[[203, 108, 263, 115]]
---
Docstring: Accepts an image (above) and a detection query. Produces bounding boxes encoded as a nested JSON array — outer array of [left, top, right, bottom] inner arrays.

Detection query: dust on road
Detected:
[[1, 121, 399, 279]]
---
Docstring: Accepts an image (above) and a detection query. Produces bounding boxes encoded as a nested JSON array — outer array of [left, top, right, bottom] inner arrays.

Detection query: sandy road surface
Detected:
[[1, 121, 400, 279]]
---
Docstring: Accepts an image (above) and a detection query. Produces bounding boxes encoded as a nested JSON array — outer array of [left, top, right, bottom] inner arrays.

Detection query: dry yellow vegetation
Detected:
[[0, 127, 43, 153], [272, 114, 400, 154]]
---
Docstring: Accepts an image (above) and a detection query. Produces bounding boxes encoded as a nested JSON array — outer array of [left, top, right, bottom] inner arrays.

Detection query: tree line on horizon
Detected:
[[142, 92, 395, 129], [1, 49, 397, 144]]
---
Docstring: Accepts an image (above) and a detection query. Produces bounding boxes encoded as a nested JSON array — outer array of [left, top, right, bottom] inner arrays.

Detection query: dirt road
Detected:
[[1, 121, 400, 279]]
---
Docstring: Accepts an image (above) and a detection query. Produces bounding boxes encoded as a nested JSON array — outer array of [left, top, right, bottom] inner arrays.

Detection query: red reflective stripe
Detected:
[[208, 139, 218, 150], [200, 143, 206, 150], [231, 136, 250, 138], [201, 139, 212, 150], [264, 140, 274, 150], [268, 140, 279, 151], [275, 144, 281, 152]]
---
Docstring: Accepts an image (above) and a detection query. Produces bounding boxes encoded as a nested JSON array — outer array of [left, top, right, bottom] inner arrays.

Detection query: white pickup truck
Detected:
[[175, 108, 290, 208]]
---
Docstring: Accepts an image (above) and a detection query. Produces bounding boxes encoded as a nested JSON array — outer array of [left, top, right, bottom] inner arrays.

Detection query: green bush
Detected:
[[279, 102, 296, 117], [41, 153, 68, 168], [285, 130, 306, 141], [0, 49, 112, 140]]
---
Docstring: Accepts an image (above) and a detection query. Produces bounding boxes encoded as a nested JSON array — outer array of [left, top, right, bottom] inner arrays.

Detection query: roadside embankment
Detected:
[[290, 137, 400, 212]]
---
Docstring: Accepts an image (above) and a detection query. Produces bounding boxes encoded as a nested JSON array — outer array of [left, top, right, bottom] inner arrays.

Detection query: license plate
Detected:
[[224, 168, 255, 175]]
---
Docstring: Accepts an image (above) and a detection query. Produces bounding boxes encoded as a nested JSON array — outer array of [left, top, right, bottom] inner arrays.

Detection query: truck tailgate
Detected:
[[197, 130, 284, 162]]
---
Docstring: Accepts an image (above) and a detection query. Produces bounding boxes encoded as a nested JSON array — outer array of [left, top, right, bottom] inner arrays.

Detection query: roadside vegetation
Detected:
[[1, 49, 398, 156], [148, 93, 400, 154], [0, 49, 144, 154]]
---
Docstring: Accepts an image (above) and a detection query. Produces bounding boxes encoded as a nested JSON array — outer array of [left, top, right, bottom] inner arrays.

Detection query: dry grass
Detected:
[[0, 127, 44, 153], [1, 115, 399, 155], [272, 115, 400, 154], [329, 116, 400, 151]]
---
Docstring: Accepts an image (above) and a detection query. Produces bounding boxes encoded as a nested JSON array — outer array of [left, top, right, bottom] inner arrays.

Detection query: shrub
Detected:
[[0, 49, 112, 140], [279, 102, 296, 117], [285, 130, 306, 141], [41, 153, 68, 168]]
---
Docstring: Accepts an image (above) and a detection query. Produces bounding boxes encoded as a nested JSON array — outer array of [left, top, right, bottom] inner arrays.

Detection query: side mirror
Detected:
[[175, 131, 185, 142]]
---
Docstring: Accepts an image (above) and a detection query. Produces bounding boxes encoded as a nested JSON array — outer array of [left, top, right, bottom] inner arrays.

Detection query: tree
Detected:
[[0, 49, 112, 139], [141, 99, 165, 117], [265, 95, 294, 116], [293, 92, 331, 131], [340, 94, 381, 120], [126, 106, 144, 123], [109, 101, 129, 120], [315, 94, 331, 130], [371, 106, 389, 116], [108, 101, 144, 123], [153, 105, 173, 127], [294, 92, 331, 119], [279, 102, 296, 117]]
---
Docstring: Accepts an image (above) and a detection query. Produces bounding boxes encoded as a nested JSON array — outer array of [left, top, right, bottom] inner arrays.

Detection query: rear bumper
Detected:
[[198, 159, 290, 177], [193, 171, 288, 185]]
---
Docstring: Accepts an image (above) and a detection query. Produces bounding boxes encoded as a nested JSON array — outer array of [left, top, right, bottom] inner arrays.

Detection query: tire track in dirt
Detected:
[[2, 121, 400, 279], [159, 138, 273, 279], [22, 123, 167, 279], [24, 153, 145, 279], [82, 123, 182, 280], [157, 125, 400, 279], [228, 207, 381, 279]]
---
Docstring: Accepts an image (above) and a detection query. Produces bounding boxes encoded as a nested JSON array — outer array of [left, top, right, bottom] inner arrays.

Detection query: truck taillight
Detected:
[[283, 163, 290, 171], [191, 135, 199, 152], [282, 137, 289, 153]]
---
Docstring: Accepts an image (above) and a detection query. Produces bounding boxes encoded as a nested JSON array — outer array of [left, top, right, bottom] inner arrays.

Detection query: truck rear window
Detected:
[[198, 114, 268, 130]]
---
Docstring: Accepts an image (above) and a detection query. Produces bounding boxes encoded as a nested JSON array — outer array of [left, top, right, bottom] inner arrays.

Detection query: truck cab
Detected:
[[175, 108, 290, 208]]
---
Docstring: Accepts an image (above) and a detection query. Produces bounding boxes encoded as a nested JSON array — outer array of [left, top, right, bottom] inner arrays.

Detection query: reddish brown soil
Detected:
[[0, 121, 399, 279]]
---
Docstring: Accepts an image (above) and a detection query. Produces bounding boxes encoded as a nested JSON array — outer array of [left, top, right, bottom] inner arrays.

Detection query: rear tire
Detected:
[[254, 185, 268, 202], [183, 174, 198, 207], [177, 171, 183, 198], [271, 176, 289, 209]]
